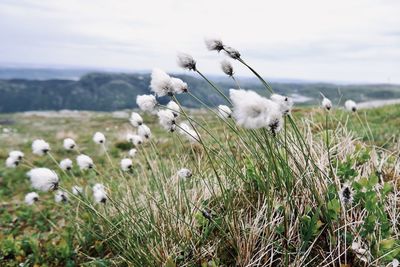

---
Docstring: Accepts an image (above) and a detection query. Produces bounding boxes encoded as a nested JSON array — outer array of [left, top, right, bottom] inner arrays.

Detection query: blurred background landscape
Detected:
[[1, 67, 400, 112]]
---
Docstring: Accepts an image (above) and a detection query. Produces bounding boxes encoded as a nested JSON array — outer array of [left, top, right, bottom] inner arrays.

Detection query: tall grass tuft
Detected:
[[5, 39, 399, 266]]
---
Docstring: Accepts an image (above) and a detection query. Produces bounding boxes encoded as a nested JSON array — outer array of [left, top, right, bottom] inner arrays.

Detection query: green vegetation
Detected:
[[0, 103, 399, 266]]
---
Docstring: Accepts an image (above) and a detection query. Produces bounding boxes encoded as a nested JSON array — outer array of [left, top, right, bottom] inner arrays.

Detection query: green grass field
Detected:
[[0, 104, 399, 266]]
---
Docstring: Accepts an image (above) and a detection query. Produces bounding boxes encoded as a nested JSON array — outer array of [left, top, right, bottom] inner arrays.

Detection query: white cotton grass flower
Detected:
[[177, 168, 192, 179], [93, 183, 105, 192], [171, 77, 188, 94], [136, 94, 157, 112], [127, 134, 143, 146], [55, 190, 68, 203], [179, 122, 200, 143], [229, 89, 276, 129], [138, 124, 151, 140], [221, 60, 234, 77], [177, 53, 197, 71], [126, 133, 135, 143], [120, 158, 133, 171], [270, 94, 293, 115], [345, 100, 357, 112], [218, 105, 232, 119], [92, 183, 107, 204], [224, 46, 241, 59], [6, 156, 19, 168], [27, 168, 59, 192], [129, 112, 143, 127], [24, 192, 39, 205], [60, 158, 73, 171], [150, 68, 174, 97], [339, 183, 353, 206], [72, 185, 83, 195], [267, 110, 284, 135], [167, 101, 180, 117], [128, 148, 137, 158], [76, 154, 94, 170], [63, 138, 76, 150], [32, 139, 50, 156], [157, 109, 176, 132], [351, 241, 369, 263], [94, 189, 107, 204], [93, 132, 106, 144], [322, 97, 333, 110], [9, 150, 24, 161], [205, 38, 224, 52]]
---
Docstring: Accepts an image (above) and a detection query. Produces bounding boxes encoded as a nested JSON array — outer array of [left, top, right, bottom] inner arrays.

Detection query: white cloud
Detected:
[[0, 0, 399, 83]]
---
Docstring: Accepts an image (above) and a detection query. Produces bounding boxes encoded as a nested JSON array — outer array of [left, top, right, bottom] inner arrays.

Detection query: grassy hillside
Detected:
[[0, 104, 399, 266]]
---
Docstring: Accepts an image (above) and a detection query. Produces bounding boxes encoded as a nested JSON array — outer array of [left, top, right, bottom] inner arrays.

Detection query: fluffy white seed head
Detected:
[[150, 68, 174, 97], [177, 53, 197, 71], [179, 122, 200, 143], [120, 158, 133, 171], [93, 132, 106, 144], [126, 133, 135, 143], [129, 112, 143, 127], [9, 150, 24, 161], [136, 94, 157, 112], [322, 97, 333, 110], [128, 148, 137, 157], [93, 189, 107, 204], [270, 94, 293, 115], [6, 156, 19, 168], [76, 154, 94, 170], [24, 192, 39, 205], [177, 168, 192, 179], [138, 124, 151, 140], [72, 185, 83, 195], [218, 105, 232, 119], [205, 38, 224, 52], [224, 46, 241, 59], [171, 77, 188, 94], [157, 109, 176, 132], [392, 259, 399, 267], [27, 168, 59, 192], [60, 158, 73, 171], [167, 101, 180, 117], [127, 134, 143, 146], [55, 190, 68, 203], [32, 139, 50, 156], [93, 183, 107, 204], [93, 183, 105, 192], [63, 138, 76, 150], [230, 89, 279, 129], [345, 100, 357, 112], [221, 60, 234, 76], [266, 109, 284, 135]]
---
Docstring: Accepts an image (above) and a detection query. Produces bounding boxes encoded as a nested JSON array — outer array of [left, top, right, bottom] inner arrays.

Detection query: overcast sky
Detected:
[[0, 0, 399, 83]]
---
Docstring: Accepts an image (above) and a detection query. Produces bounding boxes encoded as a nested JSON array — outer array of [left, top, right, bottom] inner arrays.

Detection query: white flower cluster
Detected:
[[27, 168, 59, 192], [32, 139, 50, 156], [93, 183, 107, 204], [5, 150, 24, 168], [229, 89, 291, 134], [150, 68, 189, 98]]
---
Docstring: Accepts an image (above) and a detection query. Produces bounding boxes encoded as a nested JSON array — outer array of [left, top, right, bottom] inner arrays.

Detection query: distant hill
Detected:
[[0, 70, 400, 113], [0, 67, 94, 80]]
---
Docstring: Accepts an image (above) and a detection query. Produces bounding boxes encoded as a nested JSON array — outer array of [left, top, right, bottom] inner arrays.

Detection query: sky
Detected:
[[0, 0, 400, 83]]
